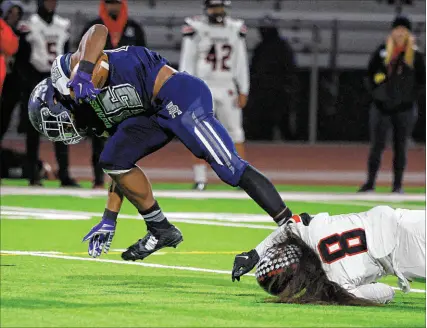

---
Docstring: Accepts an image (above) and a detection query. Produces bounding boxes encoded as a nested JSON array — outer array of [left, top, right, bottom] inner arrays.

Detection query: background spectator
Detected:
[[245, 16, 298, 141], [80, 0, 147, 188], [0, 0, 20, 96], [359, 16, 425, 193], [1, 0, 24, 137], [18, 0, 79, 187]]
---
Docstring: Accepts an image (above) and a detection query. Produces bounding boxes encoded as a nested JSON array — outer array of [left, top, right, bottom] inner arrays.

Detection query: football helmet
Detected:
[[204, 0, 231, 24], [28, 78, 87, 145], [255, 244, 302, 296]]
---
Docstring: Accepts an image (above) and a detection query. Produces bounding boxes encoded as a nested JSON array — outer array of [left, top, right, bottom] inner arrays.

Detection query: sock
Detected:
[[138, 201, 172, 230], [238, 165, 292, 225], [193, 164, 207, 184]]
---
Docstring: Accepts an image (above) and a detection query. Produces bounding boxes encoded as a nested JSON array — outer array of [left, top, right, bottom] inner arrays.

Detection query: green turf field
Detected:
[[1, 180, 426, 327]]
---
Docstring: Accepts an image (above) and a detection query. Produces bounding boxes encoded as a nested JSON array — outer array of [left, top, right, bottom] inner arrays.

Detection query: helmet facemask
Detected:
[[39, 101, 85, 145]]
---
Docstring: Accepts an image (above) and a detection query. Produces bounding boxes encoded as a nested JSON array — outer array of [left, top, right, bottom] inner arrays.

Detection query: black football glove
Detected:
[[231, 249, 260, 282]]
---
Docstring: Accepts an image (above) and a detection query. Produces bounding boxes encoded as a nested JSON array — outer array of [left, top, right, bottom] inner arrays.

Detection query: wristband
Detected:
[[103, 208, 118, 222], [78, 60, 95, 74]]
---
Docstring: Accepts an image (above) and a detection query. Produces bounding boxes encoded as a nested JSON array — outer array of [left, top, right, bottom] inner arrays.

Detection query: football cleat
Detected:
[[357, 184, 374, 193], [192, 182, 207, 191], [121, 225, 183, 261]]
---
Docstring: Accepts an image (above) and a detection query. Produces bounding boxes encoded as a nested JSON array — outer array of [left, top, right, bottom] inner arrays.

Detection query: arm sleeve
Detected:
[[179, 24, 198, 75], [349, 283, 395, 304], [233, 25, 249, 95], [0, 20, 19, 57]]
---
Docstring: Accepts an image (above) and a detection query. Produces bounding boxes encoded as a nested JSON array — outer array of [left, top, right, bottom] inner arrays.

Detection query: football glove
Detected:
[[231, 249, 260, 282], [82, 217, 116, 258], [67, 68, 100, 103]]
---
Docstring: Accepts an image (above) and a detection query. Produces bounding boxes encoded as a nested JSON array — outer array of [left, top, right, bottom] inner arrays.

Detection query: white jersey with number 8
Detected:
[[256, 206, 426, 303]]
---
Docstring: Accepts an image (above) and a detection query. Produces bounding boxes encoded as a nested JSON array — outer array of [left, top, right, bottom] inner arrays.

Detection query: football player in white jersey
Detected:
[[232, 206, 425, 305], [179, 0, 249, 190]]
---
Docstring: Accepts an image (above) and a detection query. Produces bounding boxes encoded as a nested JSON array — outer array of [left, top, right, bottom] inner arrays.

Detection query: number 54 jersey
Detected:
[[179, 16, 249, 95]]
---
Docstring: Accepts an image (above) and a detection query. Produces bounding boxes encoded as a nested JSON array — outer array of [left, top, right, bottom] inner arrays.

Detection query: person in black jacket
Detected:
[[359, 16, 425, 193], [80, 0, 146, 188], [245, 16, 298, 141]]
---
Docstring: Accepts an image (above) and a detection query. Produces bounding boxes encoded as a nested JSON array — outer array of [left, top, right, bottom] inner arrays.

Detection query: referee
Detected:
[[359, 16, 425, 193]]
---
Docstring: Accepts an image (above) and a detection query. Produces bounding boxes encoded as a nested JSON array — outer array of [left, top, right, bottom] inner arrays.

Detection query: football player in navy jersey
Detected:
[[28, 24, 294, 261]]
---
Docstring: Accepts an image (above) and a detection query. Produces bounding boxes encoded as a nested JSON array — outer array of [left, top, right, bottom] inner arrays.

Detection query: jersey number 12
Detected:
[[206, 44, 232, 71]]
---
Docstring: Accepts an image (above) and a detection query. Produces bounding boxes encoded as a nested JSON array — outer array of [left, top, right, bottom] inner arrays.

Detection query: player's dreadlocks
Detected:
[[256, 231, 380, 306]]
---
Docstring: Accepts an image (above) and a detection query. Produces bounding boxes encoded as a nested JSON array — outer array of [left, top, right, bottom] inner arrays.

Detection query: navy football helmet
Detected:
[[28, 78, 87, 145]]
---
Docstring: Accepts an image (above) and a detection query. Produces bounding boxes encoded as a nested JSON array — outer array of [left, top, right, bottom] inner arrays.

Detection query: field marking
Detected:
[[1, 250, 425, 294], [1, 186, 425, 202], [0, 206, 277, 230]]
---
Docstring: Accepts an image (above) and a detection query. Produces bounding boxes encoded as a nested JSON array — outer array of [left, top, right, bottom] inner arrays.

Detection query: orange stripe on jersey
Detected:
[[292, 215, 301, 223]]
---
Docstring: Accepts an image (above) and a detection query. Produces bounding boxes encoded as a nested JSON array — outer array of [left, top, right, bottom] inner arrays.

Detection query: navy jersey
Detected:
[[51, 46, 168, 131]]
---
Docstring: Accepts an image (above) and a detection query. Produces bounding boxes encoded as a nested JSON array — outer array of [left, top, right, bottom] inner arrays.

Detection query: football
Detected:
[[69, 52, 109, 100]]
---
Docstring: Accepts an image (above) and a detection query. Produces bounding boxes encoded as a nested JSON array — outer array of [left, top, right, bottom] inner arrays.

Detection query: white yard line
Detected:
[[1, 187, 425, 202], [1, 250, 424, 294], [0, 206, 276, 229]]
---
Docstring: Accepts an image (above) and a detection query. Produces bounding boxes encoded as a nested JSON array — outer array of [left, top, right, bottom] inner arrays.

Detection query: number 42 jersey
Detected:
[[179, 16, 249, 94]]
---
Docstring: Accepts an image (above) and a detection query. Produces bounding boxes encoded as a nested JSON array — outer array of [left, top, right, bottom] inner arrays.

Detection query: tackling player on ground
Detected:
[[180, 0, 249, 190], [28, 24, 294, 261], [232, 206, 425, 305]]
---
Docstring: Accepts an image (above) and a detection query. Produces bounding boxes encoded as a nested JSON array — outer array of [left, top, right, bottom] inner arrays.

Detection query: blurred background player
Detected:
[[359, 16, 425, 193], [80, 0, 147, 188], [9, 0, 79, 186], [180, 0, 249, 190]]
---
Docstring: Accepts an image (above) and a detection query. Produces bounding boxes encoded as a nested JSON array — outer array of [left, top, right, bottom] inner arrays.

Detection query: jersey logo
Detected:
[[166, 101, 182, 118]]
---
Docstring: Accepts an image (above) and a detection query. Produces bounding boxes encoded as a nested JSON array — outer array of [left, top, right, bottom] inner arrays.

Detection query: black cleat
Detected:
[[392, 187, 404, 194], [121, 225, 183, 261], [192, 182, 207, 191], [60, 177, 81, 188], [357, 184, 374, 193]]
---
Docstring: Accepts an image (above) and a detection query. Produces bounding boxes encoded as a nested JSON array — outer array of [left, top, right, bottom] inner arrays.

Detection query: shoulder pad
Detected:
[[181, 23, 196, 37], [17, 21, 31, 33], [29, 14, 39, 24], [53, 15, 71, 28], [228, 18, 247, 37], [239, 23, 248, 38]]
